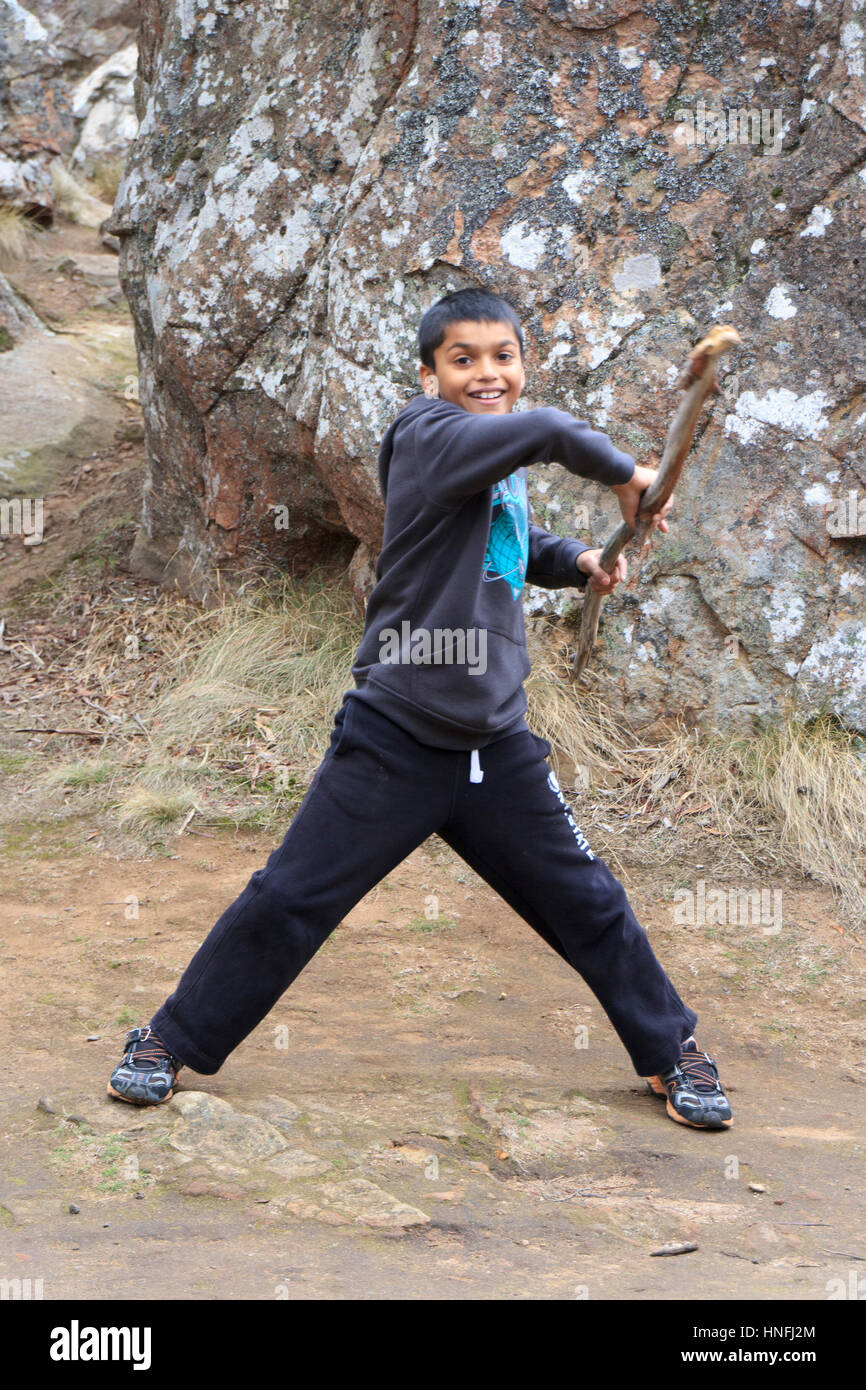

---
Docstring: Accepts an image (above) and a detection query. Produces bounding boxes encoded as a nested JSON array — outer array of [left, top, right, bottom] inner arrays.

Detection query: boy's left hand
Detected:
[[611, 464, 674, 532], [576, 549, 627, 593]]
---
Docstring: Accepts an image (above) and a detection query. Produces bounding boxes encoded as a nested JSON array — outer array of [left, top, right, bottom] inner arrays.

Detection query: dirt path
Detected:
[[0, 826, 862, 1301]]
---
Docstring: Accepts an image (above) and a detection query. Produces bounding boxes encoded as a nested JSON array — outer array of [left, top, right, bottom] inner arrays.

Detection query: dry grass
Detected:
[[0, 564, 362, 842], [685, 710, 866, 930], [526, 644, 647, 784], [0, 205, 40, 268], [109, 569, 362, 833], [528, 632, 866, 931], [3, 563, 864, 929], [88, 156, 125, 205]]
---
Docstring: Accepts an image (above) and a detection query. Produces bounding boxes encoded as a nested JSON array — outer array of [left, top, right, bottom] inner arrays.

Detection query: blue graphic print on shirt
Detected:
[[482, 471, 528, 600]]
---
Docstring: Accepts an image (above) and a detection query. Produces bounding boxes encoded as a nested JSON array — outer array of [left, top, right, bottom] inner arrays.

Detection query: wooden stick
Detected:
[[572, 325, 740, 679], [9, 727, 102, 737]]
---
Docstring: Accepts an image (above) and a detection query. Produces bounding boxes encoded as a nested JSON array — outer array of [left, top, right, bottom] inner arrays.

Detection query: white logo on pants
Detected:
[[547, 770, 595, 860]]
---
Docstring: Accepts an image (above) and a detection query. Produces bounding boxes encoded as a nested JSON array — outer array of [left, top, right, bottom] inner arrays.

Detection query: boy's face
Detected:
[[419, 318, 525, 414]]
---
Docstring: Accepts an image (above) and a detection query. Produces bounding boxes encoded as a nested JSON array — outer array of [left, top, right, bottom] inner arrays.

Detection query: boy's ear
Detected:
[[420, 369, 439, 398]]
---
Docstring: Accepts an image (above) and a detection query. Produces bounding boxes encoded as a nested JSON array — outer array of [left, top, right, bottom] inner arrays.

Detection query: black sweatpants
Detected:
[[149, 697, 697, 1077]]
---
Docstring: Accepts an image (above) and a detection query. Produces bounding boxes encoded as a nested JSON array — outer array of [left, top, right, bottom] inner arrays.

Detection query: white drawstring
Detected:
[[469, 748, 484, 783]]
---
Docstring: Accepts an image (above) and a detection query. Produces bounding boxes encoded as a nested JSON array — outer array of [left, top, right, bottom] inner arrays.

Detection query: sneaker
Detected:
[[107, 1026, 183, 1106], [644, 1039, 733, 1129]]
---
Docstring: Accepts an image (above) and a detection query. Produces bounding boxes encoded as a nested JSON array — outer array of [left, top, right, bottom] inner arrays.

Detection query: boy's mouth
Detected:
[[468, 389, 506, 401]]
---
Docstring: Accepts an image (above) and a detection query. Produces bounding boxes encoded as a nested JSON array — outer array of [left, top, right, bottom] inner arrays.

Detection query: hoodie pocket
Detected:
[[407, 627, 530, 732]]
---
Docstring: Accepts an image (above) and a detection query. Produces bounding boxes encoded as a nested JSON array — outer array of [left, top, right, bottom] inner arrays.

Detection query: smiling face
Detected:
[[419, 318, 526, 414]]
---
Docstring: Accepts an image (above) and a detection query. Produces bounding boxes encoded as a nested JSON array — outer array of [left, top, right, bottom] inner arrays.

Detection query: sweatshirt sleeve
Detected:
[[526, 525, 592, 589], [414, 401, 636, 508]]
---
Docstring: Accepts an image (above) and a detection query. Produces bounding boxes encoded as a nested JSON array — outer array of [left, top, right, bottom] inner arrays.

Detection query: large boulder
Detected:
[[102, 0, 865, 733]]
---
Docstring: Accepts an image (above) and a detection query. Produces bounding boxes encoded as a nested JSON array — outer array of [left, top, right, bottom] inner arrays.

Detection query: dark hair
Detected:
[[418, 288, 524, 369]]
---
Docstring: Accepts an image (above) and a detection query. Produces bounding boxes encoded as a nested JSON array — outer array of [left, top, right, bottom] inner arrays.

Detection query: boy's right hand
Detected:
[[611, 464, 674, 532]]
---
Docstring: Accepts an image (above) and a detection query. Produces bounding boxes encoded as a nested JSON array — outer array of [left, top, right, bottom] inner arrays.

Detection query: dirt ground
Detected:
[[0, 831, 864, 1302], [0, 218, 863, 1302]]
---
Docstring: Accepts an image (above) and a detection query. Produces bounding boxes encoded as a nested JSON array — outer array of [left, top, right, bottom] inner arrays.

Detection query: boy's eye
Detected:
[[453, 353, 513, 365]]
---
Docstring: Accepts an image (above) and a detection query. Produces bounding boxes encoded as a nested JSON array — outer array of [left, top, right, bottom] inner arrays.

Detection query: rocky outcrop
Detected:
[[0, 266, 46, 343], [99, 3, 866, 731], [68, 40, 138, 177], [0, 0, 138, 219]]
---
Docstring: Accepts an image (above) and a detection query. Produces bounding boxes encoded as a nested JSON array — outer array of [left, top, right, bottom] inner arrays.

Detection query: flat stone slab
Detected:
[[168, 1091, 287, 1163], [243, 1095, 303, 1130], [61, 252, 121, 288], [271, 1176, 431, 1230], [315, 1178, 431, 1229], [264, 1149, 332, 1180]]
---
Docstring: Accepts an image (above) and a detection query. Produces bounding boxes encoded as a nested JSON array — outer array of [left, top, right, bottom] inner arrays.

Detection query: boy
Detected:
[[108, 288, 732, 1131]]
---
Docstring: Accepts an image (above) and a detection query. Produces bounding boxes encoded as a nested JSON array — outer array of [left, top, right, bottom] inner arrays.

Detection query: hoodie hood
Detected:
[[377, 394, 439, 501]]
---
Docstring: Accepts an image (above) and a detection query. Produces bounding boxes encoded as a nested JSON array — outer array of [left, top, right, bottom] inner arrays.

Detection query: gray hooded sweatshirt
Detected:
[[345, 393, 636, 751]]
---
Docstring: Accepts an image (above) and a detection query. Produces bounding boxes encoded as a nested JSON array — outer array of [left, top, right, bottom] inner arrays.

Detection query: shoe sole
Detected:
[[644, 1077, 733, 1129], [106, 1081, 177, 1106], [664, 1097, 733, 1129]]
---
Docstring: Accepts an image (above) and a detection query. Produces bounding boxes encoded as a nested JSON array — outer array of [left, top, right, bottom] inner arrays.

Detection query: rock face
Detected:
[[0, 267, 45, 343], [0, 0, 138, 219], [97, 4, 866, 730]]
